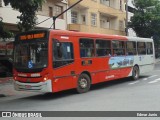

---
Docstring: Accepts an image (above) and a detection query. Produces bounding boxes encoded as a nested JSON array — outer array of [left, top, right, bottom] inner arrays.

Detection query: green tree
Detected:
[[129, 0, 160, 37], [0, 18, 13, 39], [3, 0, 45, 32], [129, 0, 160, 56]]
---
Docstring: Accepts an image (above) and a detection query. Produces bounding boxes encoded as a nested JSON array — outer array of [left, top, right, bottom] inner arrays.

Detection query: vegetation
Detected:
[[0, 18, 13, 39], [3, 0, 45, 32], [129, 0, 160, 54]]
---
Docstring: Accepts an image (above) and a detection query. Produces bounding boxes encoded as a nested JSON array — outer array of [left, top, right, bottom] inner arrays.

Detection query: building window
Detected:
[[119, 20, 124, 31], [71, 11, 78, 23], [49, 7, 53, 17], [81, 15, 86, 24], [100, 18, 110, 29], [100, 0, 110, 6], [55, 5, 63, 19], [91, 13, 97, 26]]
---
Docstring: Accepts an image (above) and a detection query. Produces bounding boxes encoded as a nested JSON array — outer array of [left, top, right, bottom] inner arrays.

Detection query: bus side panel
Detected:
[[131, 55, 155, 75], [127, 38, 155, 77], [52, 66, 78, 92]]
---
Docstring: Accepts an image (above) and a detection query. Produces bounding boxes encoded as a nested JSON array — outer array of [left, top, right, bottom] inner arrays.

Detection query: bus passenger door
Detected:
[[52, 39, 76, 92]]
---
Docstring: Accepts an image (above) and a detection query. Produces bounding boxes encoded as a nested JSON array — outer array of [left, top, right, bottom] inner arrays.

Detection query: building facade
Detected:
[[68, 0, 126, 35], [0, 0, 68, 34], [127, 0, 136, 37]]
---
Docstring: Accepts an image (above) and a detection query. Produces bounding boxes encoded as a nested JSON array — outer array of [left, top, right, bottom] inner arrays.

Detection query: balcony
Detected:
[[98, 3, 125, 18], [68, 24, 126, 35], [68, 24, 89, 32], [68, 0, 89, 10]]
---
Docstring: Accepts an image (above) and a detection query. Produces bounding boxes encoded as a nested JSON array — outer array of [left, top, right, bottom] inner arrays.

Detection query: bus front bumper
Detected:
[[14, 80, 52, 93]]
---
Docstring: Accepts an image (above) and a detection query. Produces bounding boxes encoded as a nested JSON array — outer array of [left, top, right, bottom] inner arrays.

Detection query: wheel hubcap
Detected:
[[134, 68, 138, 78], [79, 78, 87, 89]]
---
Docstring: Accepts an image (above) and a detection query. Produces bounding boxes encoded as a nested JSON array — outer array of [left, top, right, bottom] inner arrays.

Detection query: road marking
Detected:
[[129, 81, 140, 85], [142, 75, 158, 81], [143, 78, 148, 81], [148, 75, 158, 78], [148, 78, 160, 84]]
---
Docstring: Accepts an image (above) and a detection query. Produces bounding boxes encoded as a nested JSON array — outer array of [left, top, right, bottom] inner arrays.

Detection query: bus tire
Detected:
[[132, 66, 139, 80], [77, 74, 91, 93]]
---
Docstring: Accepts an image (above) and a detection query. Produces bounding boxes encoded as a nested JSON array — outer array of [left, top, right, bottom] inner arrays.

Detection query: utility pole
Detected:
[[52, 0, 83, 29], [126, 0, 128, 36]]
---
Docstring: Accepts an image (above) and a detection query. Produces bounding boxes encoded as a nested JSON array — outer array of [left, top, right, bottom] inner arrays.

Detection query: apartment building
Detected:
[[68, 0, 126, 35], [0, 0, 68, 34]]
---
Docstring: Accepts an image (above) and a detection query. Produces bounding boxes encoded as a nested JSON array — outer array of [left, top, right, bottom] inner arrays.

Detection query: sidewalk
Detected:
[[0, 77, 13, 85]]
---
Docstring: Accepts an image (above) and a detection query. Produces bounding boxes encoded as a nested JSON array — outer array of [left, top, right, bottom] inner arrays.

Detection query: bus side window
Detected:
[[96, 39, 111, 57], [146, 42, 153, 55], [137, 42, 146, 55], [112, 41, 125, 56], [80, 38, 94, 58], [126, 41, 137, 55]]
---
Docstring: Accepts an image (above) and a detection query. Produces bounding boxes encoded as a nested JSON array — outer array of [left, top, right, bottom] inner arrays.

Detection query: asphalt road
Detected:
[[0, 62, 160, 120]]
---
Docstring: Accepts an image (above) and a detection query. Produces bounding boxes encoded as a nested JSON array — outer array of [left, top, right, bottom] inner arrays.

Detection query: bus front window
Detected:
[[14, 42, 48, 70]]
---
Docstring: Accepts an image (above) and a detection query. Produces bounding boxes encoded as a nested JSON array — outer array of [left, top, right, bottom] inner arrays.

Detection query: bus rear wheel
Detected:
[[132, 66, 139, 80], [77, 74, 91, 93]]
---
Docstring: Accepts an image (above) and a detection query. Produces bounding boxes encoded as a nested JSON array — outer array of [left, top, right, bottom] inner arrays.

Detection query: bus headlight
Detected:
[[43, 74, 49, 81], [44, 77, 47, 81]]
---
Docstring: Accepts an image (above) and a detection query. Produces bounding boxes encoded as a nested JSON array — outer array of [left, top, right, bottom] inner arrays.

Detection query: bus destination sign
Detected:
[[19, 33, 45, 40]]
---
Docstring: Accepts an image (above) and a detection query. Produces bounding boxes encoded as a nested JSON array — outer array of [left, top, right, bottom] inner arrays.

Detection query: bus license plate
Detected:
[[25, 85, 31, 89]]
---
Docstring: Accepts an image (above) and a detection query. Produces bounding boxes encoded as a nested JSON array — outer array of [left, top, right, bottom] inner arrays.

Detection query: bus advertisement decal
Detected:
[[109, 56, 134, 69]]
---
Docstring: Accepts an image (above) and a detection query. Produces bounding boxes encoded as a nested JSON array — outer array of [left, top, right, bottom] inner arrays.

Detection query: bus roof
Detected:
[[15, 29, 153, 42], [49, 29, 128, 40], [127, 37, 153, 42]]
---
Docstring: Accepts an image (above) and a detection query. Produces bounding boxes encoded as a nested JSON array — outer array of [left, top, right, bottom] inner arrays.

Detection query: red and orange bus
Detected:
[[13, 29, 155, 93]]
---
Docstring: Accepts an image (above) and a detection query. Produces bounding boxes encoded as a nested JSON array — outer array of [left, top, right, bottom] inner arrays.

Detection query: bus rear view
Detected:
[[13, 30, 52, 92]]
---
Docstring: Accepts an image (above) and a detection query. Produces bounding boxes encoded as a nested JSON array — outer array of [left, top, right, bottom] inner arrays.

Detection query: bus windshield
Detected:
[[14, 41, 48, 70]]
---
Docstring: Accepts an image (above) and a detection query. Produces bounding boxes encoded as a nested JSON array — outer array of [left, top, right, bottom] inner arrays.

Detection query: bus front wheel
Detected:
[[132, 66, 139, 80], [77, 74, 91, 93]]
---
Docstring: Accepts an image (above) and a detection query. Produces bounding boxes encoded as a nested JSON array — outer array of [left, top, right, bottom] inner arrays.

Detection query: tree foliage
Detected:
[[3, 0, 45, 32], [129, 0, 160, 38], [0, 18, 13, 39]]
